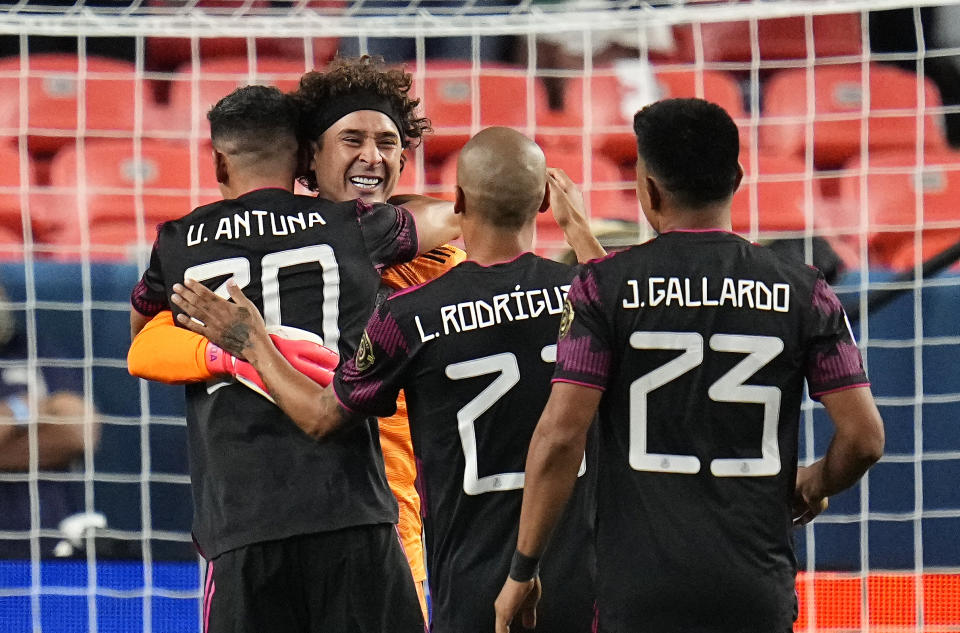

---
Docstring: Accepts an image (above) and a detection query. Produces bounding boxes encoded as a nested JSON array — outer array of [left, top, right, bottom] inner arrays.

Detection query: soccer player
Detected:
[[494, 98, 886, 633], [128, 56, 462, 615], [128, 84, 452, 632], [168, 127, 605, 633]]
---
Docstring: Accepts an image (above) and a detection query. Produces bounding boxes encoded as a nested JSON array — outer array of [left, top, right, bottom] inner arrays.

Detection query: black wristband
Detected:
[[508, 549, 540, 582]]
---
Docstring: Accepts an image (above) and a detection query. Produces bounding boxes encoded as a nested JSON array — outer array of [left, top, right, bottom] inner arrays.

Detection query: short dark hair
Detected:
[[293, 55, 432, 191], [633, 98, 740, 208], [207, 84, 299, 153]]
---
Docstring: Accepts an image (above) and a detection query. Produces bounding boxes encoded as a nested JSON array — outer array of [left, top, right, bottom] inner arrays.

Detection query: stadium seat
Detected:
[[761, 64, 946, 169], [0, 143, 27, 245], [0, 54, 162, 156], [672, 11, 862, 62], [144, 0, 344, 72], [731, 151, 815, 235], [419, 61, 549, 163], [41, 139, 220, 259], [160, 56, 311, 141], [395, 151, 445, 198], [540, 64, 747, 164], [838, 148, 960, 270]]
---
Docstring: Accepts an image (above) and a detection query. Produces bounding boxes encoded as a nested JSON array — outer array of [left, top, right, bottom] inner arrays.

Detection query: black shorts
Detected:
[[203, 524, 424, 633]]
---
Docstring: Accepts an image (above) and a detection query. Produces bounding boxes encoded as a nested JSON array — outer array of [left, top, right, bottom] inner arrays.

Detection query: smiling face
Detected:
[[310, 110, 404, 204]]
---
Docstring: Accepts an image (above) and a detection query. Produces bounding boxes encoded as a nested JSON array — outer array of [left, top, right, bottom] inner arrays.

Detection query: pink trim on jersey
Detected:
[[551, 377, 606, 392], [461, 251, 532, 267], [203, 560, 216, 633], [809, 382, 871, 400], [332, 385, 363, 415]]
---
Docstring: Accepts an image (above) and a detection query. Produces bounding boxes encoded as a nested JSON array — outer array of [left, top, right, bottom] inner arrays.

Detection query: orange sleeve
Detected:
[[382, 244, 465, 290], [127, 310, 215, 384], [380, 391, 426, 582]]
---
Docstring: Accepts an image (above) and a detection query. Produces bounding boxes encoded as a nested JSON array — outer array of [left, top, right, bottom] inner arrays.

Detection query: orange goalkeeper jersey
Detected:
[[127, 244, 465, 586], [378, 245, 464, 584]]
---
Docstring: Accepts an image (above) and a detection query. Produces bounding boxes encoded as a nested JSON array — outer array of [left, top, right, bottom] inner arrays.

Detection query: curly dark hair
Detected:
[[293, 55, 432, 191]]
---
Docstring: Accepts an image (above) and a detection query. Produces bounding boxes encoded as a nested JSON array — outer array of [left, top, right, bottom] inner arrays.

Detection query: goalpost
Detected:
[[0, 1, 957, 631]]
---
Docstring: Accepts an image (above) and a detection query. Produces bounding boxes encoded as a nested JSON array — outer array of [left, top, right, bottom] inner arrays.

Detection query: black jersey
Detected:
[[553, 230, 868, 633], [334, 252, 596, 633], [131, 188, 418, 558]]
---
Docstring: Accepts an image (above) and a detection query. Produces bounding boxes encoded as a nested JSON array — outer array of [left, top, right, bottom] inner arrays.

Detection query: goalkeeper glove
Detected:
[[204, 334, 339, 403]]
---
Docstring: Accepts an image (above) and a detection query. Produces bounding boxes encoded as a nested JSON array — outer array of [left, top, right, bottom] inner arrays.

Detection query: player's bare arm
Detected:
[[170, 279, 352, 438], [793, 386, 884, 526], [494, 382, 601, 633], [390, 193, 462, 252], [130, 309, 152, 340], [546, 167, 606, 263]]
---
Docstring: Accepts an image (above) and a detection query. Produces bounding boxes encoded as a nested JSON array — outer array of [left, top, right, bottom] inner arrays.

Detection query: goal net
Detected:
[[0, 1, 957, 631]]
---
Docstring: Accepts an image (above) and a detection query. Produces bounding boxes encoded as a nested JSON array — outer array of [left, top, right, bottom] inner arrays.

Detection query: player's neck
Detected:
[[655, 204, 732, 233], [220, 176, 295, 199], [462, 223, 533, 266]]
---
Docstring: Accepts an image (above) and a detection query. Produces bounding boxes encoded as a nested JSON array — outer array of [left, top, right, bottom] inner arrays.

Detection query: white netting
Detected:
[[0, 1, 957, 631]]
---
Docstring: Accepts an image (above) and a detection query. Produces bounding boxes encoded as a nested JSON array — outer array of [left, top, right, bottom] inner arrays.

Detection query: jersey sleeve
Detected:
[[804, 274, 869, 399], [130, 235, 169, 317], [381, 244, 465, 290], [553, 264, 613, 390], [333, 298, 414, 418], [356, 200, 419, 271], [127, 310, 215, 384]]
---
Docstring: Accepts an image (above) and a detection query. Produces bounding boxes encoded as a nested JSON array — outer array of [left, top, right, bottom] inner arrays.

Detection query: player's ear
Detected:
[[213, 150, 229, 185], [538, 181, 550, 214], [454, 186, 466, 215], [307, 141, 319, 173], [733, 162, 744, 193], [646, 176, 662, 213], [399, 151, 407, 173]]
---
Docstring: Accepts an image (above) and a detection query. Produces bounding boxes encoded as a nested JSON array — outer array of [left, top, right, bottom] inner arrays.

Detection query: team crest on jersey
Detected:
[[558, 298, 575, 339], [355, 331, 375, 372]]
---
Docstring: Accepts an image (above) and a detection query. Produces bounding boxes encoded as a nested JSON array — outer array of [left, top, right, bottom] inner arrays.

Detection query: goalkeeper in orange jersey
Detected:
[[129, 56, 460, 621]]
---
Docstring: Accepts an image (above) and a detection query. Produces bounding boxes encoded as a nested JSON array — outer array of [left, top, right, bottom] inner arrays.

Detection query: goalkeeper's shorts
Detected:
[[202, 523, 424, 633]]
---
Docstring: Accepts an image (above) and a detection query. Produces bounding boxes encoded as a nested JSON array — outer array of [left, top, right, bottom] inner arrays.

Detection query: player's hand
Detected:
[[793, 464, 829, 527], [546, 167, 588, 231], [494, 576, 541, 633], [171, 278, 267, 361]]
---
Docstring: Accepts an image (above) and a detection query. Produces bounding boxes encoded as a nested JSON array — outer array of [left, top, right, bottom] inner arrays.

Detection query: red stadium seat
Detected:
[[673, 12, 862, 63], [0, 141, 56, 250], [41, 139, 220, 259], [145, 0, 343, 72], [838, 148, 960, 269], [395, 151, 446, 198], [0, 54, 163, 156], [418, 61, 549, 163], [540, 65, 747, 164], [0, 143, 28, 242], [160, 57, 311, 141], [761, 64, 946, 168], [731, 151, 816, 235]]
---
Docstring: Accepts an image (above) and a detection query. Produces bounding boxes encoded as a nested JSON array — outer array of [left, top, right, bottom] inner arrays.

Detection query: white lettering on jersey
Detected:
[[625, 277, 790, 313], [186, 210, 326, 247], [420, 284, 570, 342]]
